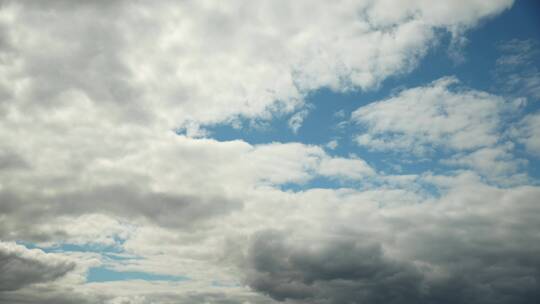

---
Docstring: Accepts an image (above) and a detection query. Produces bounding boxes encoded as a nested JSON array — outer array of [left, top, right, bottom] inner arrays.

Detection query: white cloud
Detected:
[[442, 144, 528, 184], [352, 77, 520, 154], [318, 157, 375, 180], [325, 139, 339, 150], [288, 108, 311, 134], [0, 0, 513, 129]]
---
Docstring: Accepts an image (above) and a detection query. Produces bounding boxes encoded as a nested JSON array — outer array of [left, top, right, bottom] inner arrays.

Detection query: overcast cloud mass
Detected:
[[1, 0, 540, 303]]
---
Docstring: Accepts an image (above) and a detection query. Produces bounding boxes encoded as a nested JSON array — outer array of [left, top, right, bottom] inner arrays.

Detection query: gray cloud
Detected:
[[0, 288, 278, 304], [0, 150, 29, 171], [245, 231, 424, 303], [245, 229, 540, 304], [0, 184, 242, 242], [0, 242, 75, 292], [242, 182, 540, 304]]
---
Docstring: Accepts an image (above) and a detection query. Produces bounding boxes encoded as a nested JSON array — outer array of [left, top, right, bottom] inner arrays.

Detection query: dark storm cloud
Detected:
[[0, 243, 75, 292]]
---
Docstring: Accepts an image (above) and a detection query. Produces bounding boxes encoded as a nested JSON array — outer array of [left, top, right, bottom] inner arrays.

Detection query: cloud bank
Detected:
[[3, 1, 540, 304]]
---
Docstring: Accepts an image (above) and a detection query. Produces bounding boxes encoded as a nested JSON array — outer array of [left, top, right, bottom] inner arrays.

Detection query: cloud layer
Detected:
[[3, 1, 540, 304]]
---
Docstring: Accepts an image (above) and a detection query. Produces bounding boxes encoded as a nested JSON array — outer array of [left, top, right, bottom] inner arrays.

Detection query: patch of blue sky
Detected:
[[86, 267, 188, 283], [279, 176, 358, 192], [102, 252, 142, 261], [16, 242, 181, 284], [280, 174, 441, 196], [57, 243, 124, 253], [17, 238, 126, 255]]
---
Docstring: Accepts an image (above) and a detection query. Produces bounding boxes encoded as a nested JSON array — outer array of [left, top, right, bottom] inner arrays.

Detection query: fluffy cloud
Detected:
[[318, 157, 375, 180], [241, 174, 540, 304], [352, 77, 521, 154], [245, 231, 424, 303], [0, 242, 75, 291], [0, 127, 374, 243], [0, 0, 513, 129], [442, 144, 528, 183], [3, 1, 539, 304]]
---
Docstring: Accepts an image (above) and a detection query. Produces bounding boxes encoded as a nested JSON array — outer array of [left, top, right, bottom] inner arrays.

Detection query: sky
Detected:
[[0, 1, 539, 303]]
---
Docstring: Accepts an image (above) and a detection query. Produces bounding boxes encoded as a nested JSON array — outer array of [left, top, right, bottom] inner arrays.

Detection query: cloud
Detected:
[[0, 128, 377, 244], [288, 108, 311, 134], [351, 77, 520, 155], [0, 242, 76, 291], [325, 139, 339, 150], [0, 0, 518, 247], [442, 144, 527, 182], [3, 1, 538, 303], [318, 157, 375, 180], [0, 149, 29, 171], [245, 231, 424, 303], [495, 39, 540, 100], [514, 112, 540, 155], [496, 39, 539, 67], [0, 0, 513, 129], [241, 175, 540, 304], [0, 282, 278, 304]]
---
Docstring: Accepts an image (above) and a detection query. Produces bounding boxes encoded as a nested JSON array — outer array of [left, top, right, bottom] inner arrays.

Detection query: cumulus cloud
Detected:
[[442, 144, 528, 183], [352, 77, 520, 154], [0, 242, 75, 291], [318, 157, 375, 180], [0, 131, 376, 243], [245, 231, 423, 303], [3, 1, 539, 304], [0, 0, 513, 129], [241, 175, 540, 304]]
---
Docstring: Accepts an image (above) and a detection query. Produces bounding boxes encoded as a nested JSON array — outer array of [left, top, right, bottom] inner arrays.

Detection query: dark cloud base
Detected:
[[0, 245, 75, 292], [245, 228, 540, 304]]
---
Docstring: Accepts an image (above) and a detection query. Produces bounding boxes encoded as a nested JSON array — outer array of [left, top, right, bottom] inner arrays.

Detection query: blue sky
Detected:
[[1, 1, 540, 303]]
